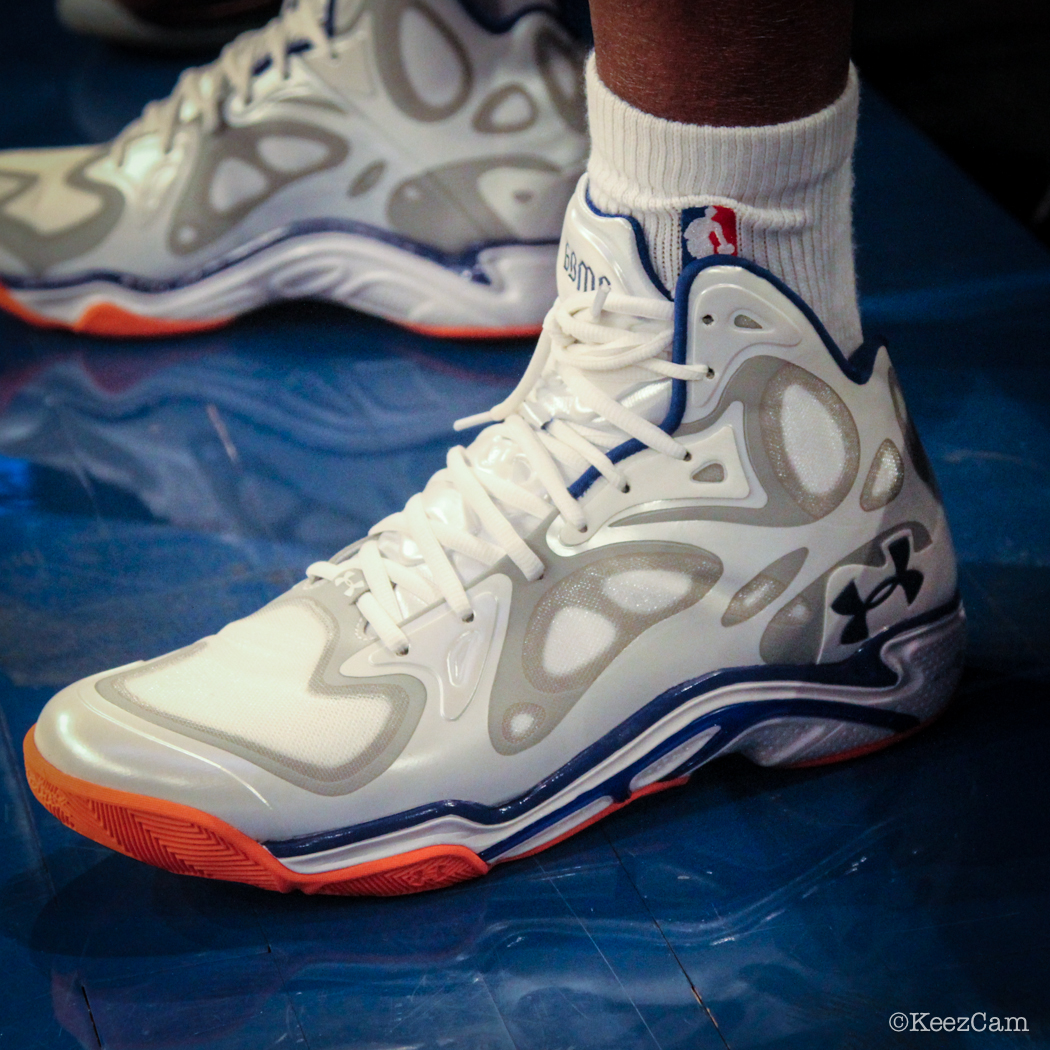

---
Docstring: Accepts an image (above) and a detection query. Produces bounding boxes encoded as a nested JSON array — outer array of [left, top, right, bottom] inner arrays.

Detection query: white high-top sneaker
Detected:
[[25, 179, 964, 896], [0, 0, 586, 337]]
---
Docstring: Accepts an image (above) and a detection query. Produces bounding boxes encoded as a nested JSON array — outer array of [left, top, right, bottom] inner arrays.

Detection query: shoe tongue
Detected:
[[532, 179, 672, 436], [555, 180, 668, 301], [374, 184, 676, 616]]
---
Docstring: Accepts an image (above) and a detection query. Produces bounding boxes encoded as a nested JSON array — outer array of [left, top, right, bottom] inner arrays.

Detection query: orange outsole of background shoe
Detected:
[[0, 282, 232, 337], [0, 281, 542, 341]]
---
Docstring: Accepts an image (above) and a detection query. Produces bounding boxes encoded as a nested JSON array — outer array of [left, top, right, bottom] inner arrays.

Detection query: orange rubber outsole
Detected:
[[0, 280, 541, 342], [23, 728, 489, 896], [23, 726, 691, 895], [0, 281, 232, 337], [24, 709, 937, 895]]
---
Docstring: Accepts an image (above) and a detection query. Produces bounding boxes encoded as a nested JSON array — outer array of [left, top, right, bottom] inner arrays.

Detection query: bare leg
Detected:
[[589, 0, 853, 126], [583, 0, 861, 348]]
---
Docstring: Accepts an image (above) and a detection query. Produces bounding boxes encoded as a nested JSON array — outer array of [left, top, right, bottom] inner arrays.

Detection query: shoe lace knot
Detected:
[[307, 287, 714, 655], [112, 0, 334, 162]]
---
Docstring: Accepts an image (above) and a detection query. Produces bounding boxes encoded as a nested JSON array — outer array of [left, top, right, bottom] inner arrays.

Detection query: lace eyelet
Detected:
[[394, 645, 410, 657], [682, 452, 692, 462], [702, 314, 715, 325], [461, 611, 475, 624], [620, 484, 631, 494]]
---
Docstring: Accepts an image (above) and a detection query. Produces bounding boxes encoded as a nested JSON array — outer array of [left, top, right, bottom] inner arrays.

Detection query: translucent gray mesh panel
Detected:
[[0, 149, 124, 271], [734, 313, 763, 329], [348, 160, 386, 197], [521, 550, 722, 695], [168, 120, 348, 255], [860, 438, 905, 511], [758, 522, 933, 665], [501, 702, 548, 745], [97, 597, 426, 796], [759, 592, 821, 664], [888, 366, 940, 494], [759, 363, 860, 520], [371, 0, 473, 122], [722, 548, 808, 627], [473, 85, 539, 133], [535, 28, 586, 132]]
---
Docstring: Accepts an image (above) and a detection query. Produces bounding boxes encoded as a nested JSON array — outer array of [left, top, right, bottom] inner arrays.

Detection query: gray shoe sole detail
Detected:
[[276, 602, 966, 873], [6, 234, 558, 330], [733, 602, 966, 766]]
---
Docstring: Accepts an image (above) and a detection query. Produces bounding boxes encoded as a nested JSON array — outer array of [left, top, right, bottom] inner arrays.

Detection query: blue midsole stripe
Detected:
[[1, 222, 558, 293], [479, 697, 917, 862], [264, 594, 959, 860]]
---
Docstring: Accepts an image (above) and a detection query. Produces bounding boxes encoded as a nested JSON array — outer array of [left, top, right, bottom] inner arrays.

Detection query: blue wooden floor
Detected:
[[2, 3, 1050, 1048]]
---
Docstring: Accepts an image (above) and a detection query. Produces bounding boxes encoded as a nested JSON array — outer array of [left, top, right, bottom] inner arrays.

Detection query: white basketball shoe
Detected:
[[26, 179, 964, 895], [0, 0, 586, 337]]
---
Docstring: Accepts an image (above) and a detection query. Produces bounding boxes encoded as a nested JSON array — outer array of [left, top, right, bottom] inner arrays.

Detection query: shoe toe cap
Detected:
[[31, 665, 274, 834]]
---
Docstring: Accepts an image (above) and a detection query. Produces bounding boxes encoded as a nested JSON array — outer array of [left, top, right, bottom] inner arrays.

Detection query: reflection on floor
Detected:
[[2, 4, 1050, 1049]]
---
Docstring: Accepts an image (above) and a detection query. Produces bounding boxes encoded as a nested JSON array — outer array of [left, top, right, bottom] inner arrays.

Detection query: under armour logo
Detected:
[[831, 537, 924, 645]]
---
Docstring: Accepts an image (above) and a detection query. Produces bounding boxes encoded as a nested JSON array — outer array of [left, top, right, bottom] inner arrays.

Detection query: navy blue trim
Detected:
[[583, 186, 672, 301], [675, 255, 878, 385], [1, 222, 558, 293], [563, 199, 878, 500], [263, 594, 959, 860], [252, 38, 314, 78], [480, 696, 916, 861], [568, 190, 681, 499]]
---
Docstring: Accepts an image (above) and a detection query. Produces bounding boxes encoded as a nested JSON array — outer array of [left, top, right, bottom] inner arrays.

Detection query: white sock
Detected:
[[585, 55, 863, 352]]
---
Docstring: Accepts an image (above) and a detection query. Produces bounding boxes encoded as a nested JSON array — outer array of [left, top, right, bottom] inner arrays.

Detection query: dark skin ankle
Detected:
[[589, 0, 853, 126]]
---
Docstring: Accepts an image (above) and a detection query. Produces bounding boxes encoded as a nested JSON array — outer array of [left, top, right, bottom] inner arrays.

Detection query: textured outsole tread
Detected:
[[24, 707, 937, 894], [24, 729, 488, 895]]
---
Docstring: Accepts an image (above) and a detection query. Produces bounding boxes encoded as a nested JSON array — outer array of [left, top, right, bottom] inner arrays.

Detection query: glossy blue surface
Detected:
[[2, 3, 1050, 1047]]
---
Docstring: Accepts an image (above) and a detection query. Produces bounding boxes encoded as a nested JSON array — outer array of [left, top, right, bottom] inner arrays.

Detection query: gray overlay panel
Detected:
[[97, 594, 426, 797]]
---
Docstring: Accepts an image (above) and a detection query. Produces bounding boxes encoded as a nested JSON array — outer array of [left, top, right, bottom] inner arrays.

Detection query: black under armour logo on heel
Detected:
[[831, 536, 924, 645]]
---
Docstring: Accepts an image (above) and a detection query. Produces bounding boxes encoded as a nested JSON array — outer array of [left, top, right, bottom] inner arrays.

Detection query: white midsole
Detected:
[[9, 235, 558, 329], [278, 605, 964, 875]]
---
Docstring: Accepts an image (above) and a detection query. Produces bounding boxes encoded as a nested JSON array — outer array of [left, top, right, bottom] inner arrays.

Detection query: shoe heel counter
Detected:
[[835, 348, 959, 635], [769, 347, 960, 668], [881, 355, 957, 598]]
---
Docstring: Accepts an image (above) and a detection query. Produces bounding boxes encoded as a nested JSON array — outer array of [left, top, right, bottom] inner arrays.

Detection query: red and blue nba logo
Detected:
[[682, 205, 738, 262]]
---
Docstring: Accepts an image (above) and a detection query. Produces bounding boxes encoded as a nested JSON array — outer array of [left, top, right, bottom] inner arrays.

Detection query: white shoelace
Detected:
[[307, 288, 713, 655], [112, 1, 333, 162]]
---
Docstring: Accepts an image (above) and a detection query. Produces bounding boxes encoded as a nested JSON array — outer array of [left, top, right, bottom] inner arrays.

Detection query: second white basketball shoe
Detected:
[[25, 179, 964, 895], [0, 0, 587, 337]]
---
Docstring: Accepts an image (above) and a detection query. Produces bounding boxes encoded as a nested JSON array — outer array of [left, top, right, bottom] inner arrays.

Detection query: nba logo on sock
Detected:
[[682, 205, 738, 263]]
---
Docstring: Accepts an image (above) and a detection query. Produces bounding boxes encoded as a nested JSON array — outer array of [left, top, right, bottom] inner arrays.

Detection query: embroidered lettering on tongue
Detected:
[[682, 205, 738, 263]]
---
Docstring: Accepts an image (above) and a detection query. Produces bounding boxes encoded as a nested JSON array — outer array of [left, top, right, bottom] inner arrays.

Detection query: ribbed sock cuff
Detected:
[[585, 55, 863, 351]]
